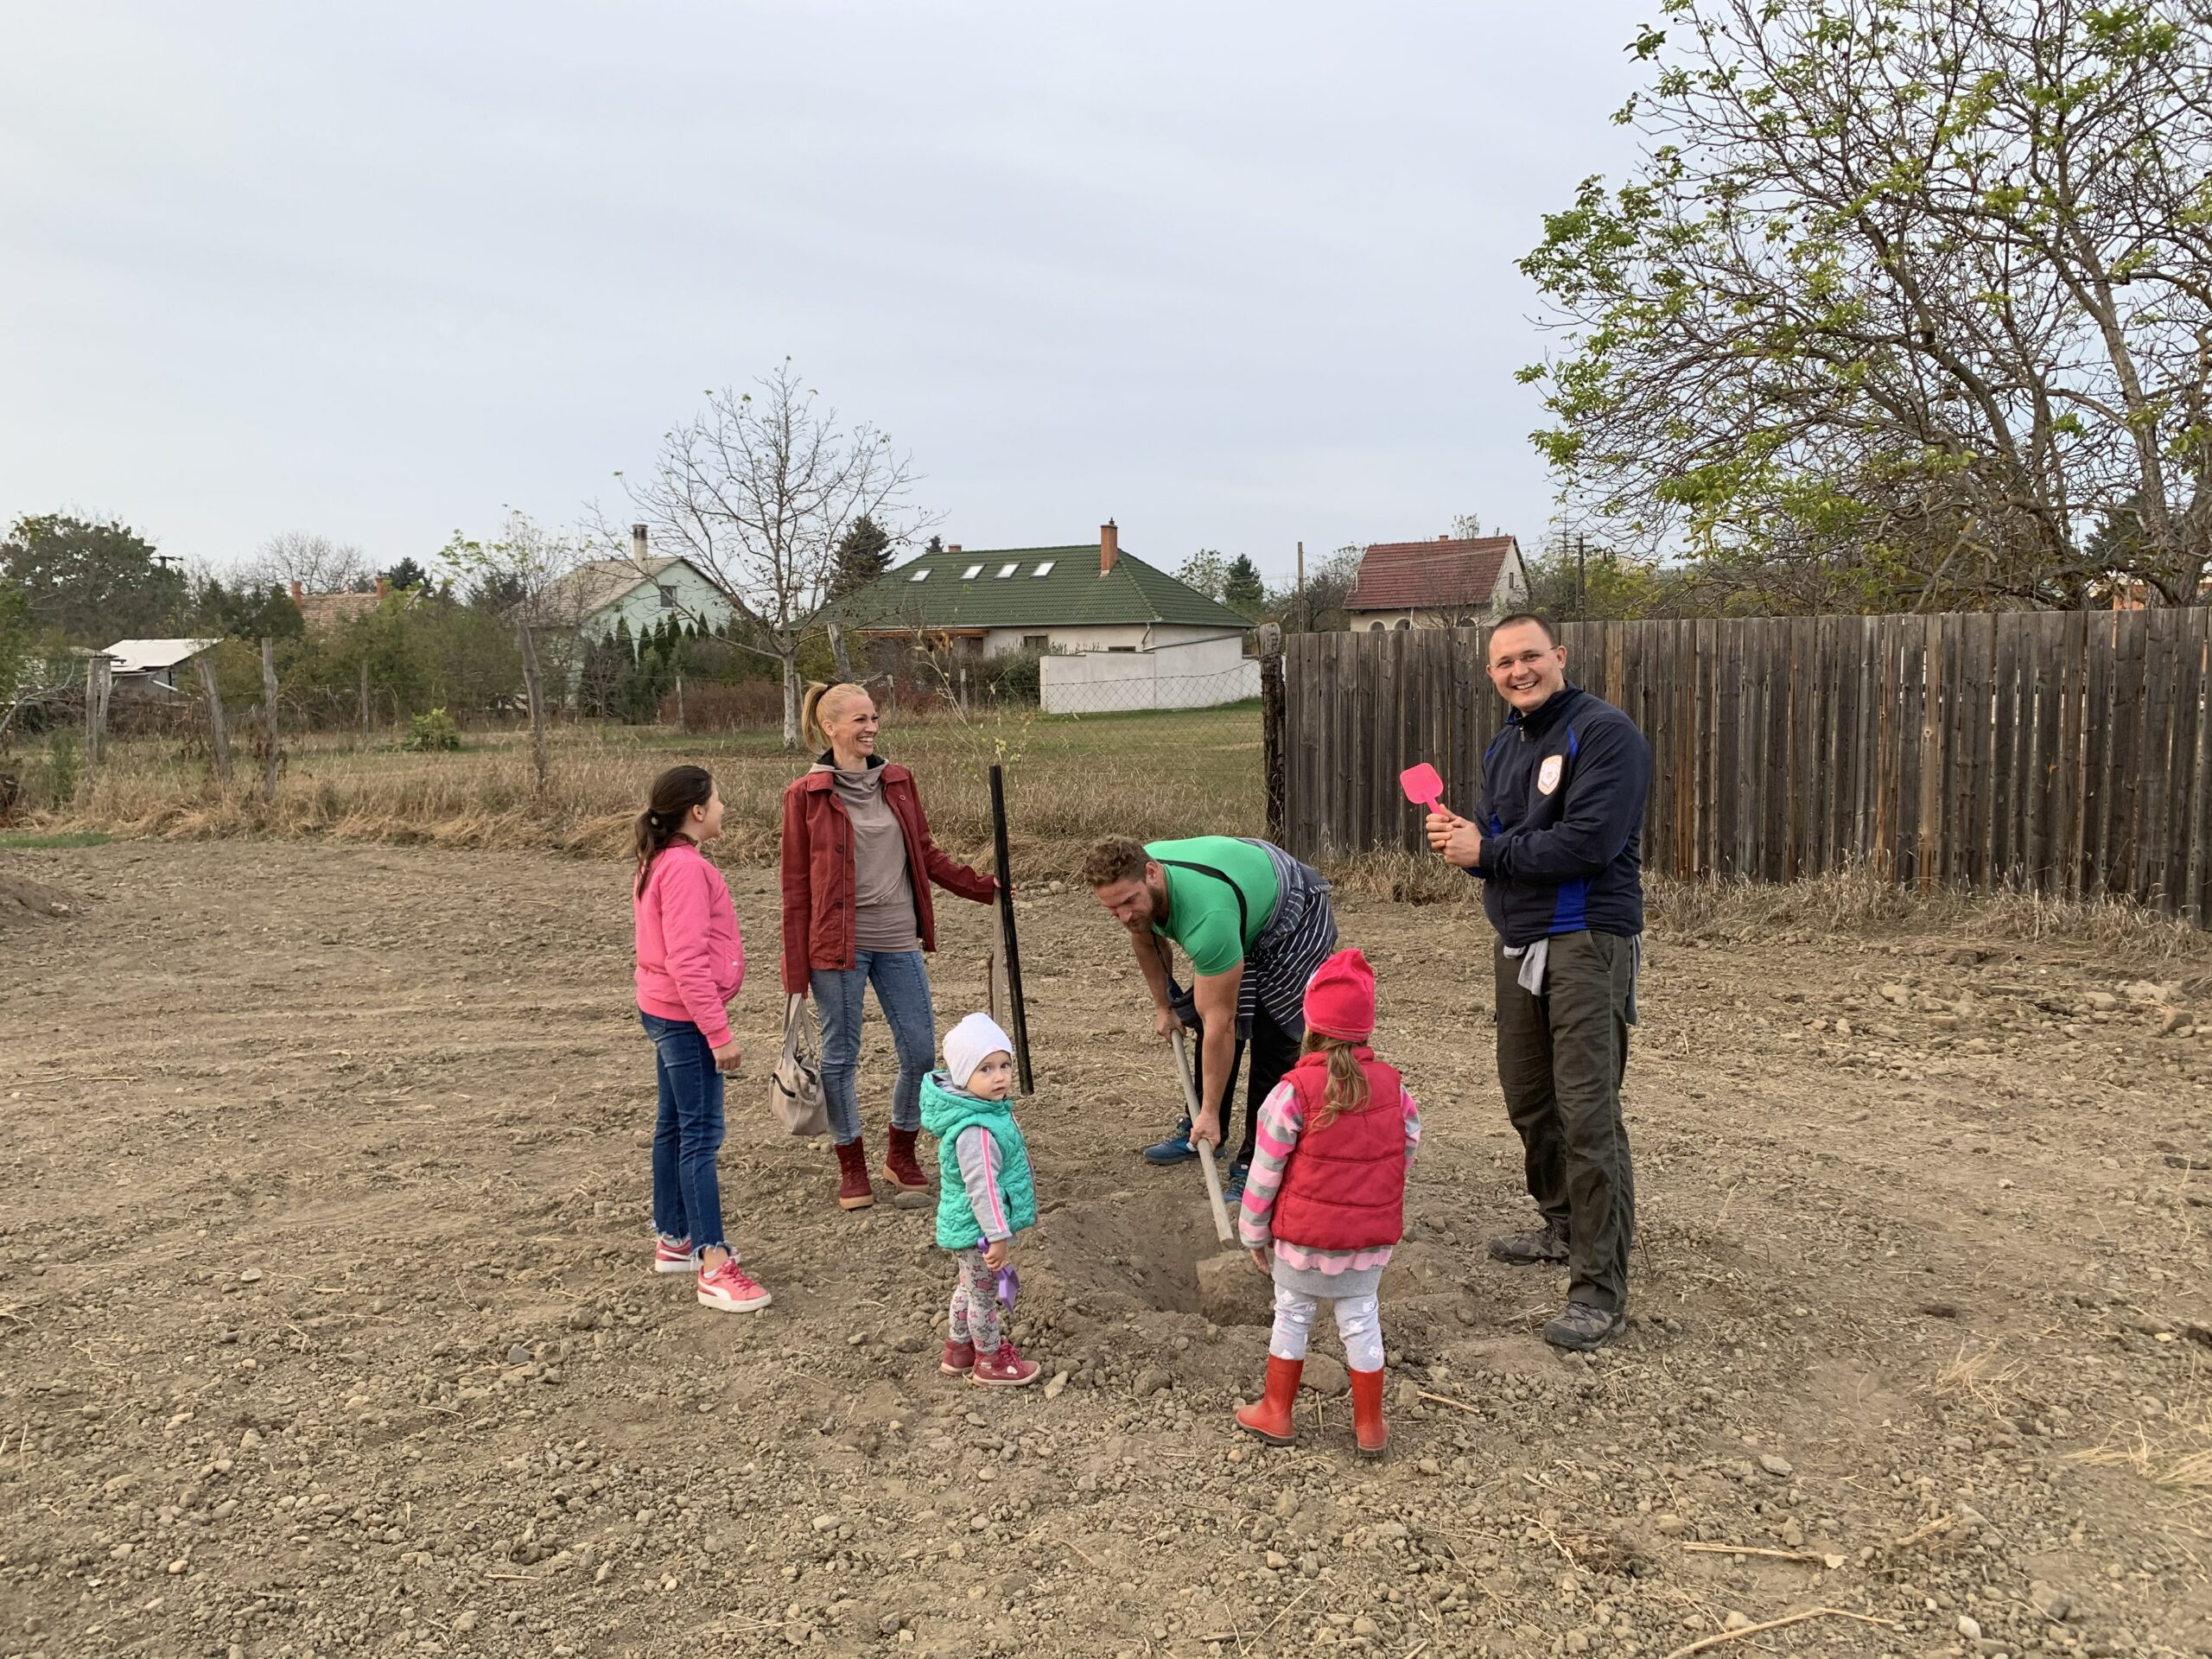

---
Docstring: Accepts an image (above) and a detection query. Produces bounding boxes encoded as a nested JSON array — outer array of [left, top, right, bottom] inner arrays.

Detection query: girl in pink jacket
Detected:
[[634, 766, 771, 1313]]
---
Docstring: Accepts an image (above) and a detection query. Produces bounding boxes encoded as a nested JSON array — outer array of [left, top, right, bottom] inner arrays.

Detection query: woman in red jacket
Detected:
[[781, 681, 998, 1211]]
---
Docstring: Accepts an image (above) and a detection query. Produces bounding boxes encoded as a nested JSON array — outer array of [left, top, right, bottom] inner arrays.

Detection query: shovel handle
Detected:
[[1172, 1029, 1236, 1244]]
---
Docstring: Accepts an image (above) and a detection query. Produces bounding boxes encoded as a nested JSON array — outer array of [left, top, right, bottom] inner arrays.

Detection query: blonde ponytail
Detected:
[[803, 681, 871, 752], [1301, 1031, 1372, 1130]]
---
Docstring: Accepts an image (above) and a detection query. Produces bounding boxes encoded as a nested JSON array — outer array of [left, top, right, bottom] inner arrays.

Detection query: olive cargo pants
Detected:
[[1494, 930, 1637, 1314]]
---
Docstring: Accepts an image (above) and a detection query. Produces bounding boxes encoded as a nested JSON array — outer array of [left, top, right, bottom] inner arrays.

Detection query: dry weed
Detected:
[[2068, 1395, 2212, 1495], [1926, 1341, 2030, 1422]]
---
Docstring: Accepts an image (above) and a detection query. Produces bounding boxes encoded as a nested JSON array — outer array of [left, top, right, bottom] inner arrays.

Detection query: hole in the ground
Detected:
[[1040, 1181, 1234, 1317]]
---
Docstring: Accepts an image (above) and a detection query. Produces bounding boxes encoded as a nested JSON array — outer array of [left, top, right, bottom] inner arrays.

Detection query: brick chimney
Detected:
[[289, 580, 303, 607], [1439, 533, 1450, 541], [376, 577, 390, 598], [1100, 520, 1118, 575], [632, 524, 649, 565], [947, 543, 962, 556]]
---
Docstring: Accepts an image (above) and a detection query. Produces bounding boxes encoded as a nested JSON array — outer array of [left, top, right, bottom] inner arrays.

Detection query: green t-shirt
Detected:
[[1145, 836, 1281, 977]]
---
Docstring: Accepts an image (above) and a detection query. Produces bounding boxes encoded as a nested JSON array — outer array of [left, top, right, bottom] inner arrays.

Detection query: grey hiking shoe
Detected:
[[1542, 1302, 1627, 1351], [1486, 1222, 1569, 1266]]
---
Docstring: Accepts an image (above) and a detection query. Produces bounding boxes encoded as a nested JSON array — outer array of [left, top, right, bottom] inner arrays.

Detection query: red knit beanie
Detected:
[[1303, 947, 1376, 1041]]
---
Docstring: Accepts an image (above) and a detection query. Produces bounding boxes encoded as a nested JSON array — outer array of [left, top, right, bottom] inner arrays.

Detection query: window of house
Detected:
[[996, 563, 1020, 578], [1032, 561, 1055, 577], [658, 585, 677, 609], [1369, 621, 1385, 632], [1108, 645, 1136, 653], [961, 563, 983, 580], [1022, 634, 1049, 651], [909, 568, 931, 582], [1394, 618, 1412, 631]]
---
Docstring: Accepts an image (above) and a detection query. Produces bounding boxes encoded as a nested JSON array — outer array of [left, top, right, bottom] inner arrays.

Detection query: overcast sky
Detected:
[[1, 3, 1652, 587]]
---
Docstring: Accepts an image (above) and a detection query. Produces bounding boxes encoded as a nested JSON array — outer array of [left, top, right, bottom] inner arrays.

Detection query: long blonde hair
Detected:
[[1301, 1030, 1370, 1129], [801, 681, 873, 752]]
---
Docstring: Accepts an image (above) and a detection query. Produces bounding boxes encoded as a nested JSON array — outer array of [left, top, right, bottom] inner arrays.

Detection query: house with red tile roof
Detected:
[[1344, 534, 1530, 631]]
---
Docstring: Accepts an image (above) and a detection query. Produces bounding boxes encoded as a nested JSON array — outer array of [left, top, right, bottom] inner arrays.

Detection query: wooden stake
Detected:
[[517, 622, 549, 793], [195, 655, 232, 784], [987, 763, 1032, 1092], [359, 658, 371, 747], [259, 637, 280, 804]]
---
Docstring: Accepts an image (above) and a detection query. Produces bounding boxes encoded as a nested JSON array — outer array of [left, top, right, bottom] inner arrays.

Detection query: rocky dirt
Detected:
[[3, 840, 2209, 1659]]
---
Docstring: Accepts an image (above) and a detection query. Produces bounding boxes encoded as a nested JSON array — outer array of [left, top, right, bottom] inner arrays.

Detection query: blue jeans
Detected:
[[810, 950, 938, 1146], [641, 1012, 727, 1252]]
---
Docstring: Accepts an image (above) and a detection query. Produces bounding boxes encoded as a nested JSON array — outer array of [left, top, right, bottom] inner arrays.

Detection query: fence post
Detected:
[[196, 655, 232, 785], [517, 622, 550, 793], [1259, 623, 1287, 845], [675, 673, 685, 733], [84, 652, 111, 786], [259, 636, 281, 804], [359, 659, 371, 747]]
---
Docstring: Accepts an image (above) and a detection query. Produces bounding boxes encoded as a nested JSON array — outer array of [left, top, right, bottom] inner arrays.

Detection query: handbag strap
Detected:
[[783, 993, 819, 1065]]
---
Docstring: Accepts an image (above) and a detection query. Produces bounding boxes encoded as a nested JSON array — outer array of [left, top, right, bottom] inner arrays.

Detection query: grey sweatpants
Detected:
[[1495, 930, 1637, 1314]]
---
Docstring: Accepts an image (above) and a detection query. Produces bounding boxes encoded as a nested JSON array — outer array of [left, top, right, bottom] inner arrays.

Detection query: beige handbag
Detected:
[[770, 994, 829, 1137]]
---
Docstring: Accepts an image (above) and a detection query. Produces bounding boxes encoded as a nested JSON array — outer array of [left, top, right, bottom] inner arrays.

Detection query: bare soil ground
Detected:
[[3, 841, 2210, 1659]]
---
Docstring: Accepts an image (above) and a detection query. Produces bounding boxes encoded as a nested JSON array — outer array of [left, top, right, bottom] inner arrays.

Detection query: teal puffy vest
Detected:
[[920, 1071, 1037, 1251]]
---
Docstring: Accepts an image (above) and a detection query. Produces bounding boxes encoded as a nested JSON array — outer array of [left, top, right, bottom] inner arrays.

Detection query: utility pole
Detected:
[[1575, 533, 1588, 621], [1295, 541, 1306, 632]]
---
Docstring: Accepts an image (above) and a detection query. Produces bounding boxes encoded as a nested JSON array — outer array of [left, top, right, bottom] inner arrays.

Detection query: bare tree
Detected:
[[439, 512, 582, 794], [618, 361, 928, 748], [1522, 0, 2212, 612], [241, 531, 372, 595]]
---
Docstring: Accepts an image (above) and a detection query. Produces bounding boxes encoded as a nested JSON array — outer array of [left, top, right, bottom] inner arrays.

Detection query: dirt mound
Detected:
[[0, 868, 77, 923]]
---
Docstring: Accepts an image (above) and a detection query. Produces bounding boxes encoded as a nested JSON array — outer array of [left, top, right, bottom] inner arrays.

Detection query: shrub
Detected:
[[42, 729, 79, 805], [403, 708, 463, 752]]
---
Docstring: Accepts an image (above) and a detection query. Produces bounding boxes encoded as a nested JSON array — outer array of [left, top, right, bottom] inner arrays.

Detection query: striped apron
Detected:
[[1163, 839, 1338, 1038]]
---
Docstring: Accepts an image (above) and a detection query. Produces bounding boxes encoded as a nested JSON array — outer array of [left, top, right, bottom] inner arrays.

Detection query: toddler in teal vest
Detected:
[[919, 1013, 1042, 1389]]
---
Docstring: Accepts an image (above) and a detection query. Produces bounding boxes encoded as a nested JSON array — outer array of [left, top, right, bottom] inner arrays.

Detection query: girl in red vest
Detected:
[[1234, 947, 1421, 1456]]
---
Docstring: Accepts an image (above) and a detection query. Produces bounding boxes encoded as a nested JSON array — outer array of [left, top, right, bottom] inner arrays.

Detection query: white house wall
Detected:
[[979, 623, 1244, 657], [1039, 636, 1260, 715]]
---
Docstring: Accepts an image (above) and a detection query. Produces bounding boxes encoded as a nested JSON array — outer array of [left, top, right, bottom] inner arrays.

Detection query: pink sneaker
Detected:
[[940, 1338, 976, 1376], [655, 1236, 737, 1273], [696, 1258, 772, 1313], [969, 1339, 1040, 1388]]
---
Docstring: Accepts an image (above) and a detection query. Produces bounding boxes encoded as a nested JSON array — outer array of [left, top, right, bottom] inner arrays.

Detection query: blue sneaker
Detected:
[[1142, 1118, 1199, 1165], [1221, 1162, 1250, 1205]]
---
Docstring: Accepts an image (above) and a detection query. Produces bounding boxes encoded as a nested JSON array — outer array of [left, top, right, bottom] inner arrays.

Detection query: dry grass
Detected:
[[26, 704, 1264, 879], [2069, 1395, 2212, 1496], [1926, 1340, 2031, 1422]]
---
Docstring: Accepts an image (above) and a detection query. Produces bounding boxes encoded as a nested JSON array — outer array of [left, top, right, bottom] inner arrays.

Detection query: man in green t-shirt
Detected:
[[1084, 834, 1337, 1190]]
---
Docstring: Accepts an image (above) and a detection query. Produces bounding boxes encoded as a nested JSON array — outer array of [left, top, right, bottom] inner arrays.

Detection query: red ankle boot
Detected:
[[882, 1126, 928, 1192], [1349, 1365, 1389, 1458], [1234, 1354, 1303, 1446], [834, 1138, 875, 1211]]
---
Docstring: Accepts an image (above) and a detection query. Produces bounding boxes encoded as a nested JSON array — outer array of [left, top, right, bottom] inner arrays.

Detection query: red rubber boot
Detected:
[[1234, 1355, 1303, 1446], [1349, 1366, 1389, 1459]]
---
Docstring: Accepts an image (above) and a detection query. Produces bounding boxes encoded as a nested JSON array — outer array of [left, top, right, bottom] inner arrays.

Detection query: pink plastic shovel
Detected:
[[1399, 762, 1446, 811]]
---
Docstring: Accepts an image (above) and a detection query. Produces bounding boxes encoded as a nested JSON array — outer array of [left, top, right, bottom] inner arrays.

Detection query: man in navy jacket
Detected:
[[1427, 613, 1649, 1351]]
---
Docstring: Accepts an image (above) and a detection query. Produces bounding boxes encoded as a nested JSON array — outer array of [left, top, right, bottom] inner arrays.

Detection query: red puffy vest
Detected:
[[1270, 1048, 1408, 1252]]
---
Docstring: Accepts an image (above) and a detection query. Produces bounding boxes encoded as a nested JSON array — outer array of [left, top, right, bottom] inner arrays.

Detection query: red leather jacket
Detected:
[[779, 760, 996, 993], [1271, 1050, 1408, 1252]]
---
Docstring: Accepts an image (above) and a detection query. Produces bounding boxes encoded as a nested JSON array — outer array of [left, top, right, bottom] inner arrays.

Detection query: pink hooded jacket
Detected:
[[634, 841, 743, 1050]]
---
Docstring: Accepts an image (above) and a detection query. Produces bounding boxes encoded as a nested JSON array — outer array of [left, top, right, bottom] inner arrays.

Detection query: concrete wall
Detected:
[[976, 622, 1239, 657], [584, 563, 733, 644], [1040, 634, 1260, 715]]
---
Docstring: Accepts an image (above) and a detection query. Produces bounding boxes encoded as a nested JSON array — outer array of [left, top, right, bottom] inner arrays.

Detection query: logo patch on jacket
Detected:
[[1537, 753, 1565, 796]]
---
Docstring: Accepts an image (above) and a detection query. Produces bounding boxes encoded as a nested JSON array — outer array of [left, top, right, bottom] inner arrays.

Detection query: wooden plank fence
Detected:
[[1281, 611, 2212, 920]]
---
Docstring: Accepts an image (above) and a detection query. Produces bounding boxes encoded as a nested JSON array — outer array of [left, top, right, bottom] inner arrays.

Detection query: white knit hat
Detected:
[[943, 1012, 1014, 1090]]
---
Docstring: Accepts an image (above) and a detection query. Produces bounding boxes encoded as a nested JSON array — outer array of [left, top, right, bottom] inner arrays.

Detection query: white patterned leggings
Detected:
[[1268, 1283, 1384, 1373], [948, 1249, 1004, 1353]]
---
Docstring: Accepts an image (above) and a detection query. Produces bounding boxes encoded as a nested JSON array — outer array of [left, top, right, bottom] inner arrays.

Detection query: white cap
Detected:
[[944, 1012, 1014, 1090]]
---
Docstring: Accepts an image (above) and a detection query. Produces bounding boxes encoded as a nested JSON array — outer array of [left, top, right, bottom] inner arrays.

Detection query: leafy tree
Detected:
[[922, 535, 944, 559], [379, 556, 431, 593], [2, 514, 186, 644], [1268, 544, 1366, 633], [829, 514, 894, 600], [1522, 0, 2212, 613], [189, 575, 306, 641], [1175, 550, 1230, 600], [1222, 554, 1267, 615], [1523, 538, 1675, 620]]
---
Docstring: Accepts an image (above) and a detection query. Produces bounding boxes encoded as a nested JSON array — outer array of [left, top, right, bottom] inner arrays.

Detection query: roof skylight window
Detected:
[[1033, 561, 1055, 576], [996, 563, 1020, 578], [908, 568, 930, 582], [961, 563, 983, 580]]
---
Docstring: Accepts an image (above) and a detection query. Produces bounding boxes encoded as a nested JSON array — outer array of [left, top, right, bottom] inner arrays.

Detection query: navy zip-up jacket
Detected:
[[1471, 682, 1650, 946]]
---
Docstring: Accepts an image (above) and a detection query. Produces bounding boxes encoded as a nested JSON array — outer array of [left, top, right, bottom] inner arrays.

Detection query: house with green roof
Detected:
[[833, 522, 1258, 712]]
